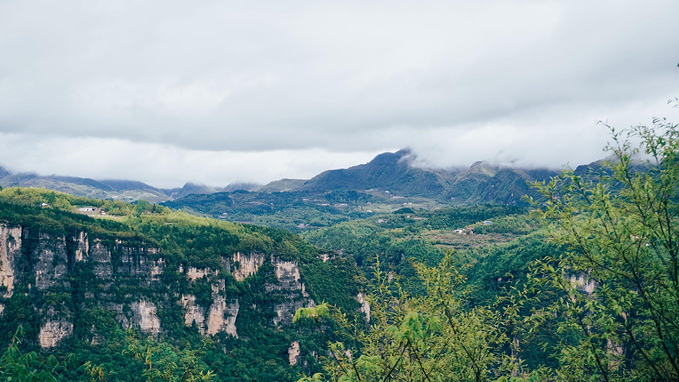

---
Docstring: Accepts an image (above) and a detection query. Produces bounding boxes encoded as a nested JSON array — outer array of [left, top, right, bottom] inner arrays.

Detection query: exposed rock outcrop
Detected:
[[0, 224, 20, 297], [186, 267, 218, 281], [0, 223, 321, 348], [569, 274, 596, 294], [232, 252, 265, 281], [90, 241, 113, 279], [75, 231, 88, 262], [356, 292, 371, 323], [207, 297, 239, 337], [34, 233, 69, 291], [129, 300, 161, 335], [180, 274, 239, 337], [181, 294, 206, 329], [270, 257, 315, 326], [288, 341, 300, 365], [39, 319, 73, 349], [273, 259, 303, 291]]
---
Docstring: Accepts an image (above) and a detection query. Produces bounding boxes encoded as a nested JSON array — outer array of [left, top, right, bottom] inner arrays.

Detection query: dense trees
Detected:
[[0, 327, 69, 382], [529, 118, 679, 381], [296, 112, 679, 381], [295, 254, 513, 381]]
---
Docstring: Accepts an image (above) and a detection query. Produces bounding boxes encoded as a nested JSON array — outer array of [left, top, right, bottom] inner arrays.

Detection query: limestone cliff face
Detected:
[[129, 300, 162, 335], [181, 294, 206, 329], [0, 225, 170, 347], [232, 252, 265, 281], [74, 231, 88, 262], [34, 233, 69, 291], [186, 266, 218, 281], [180, 275, 239, 338], [0, 222, 317, 348], [569, 273, 596, 294], [269, 257, 315, 326], [39, 319, 73, 349], [288, 341, 300, 365], [207, 296, 239, 337], [0, 224, 20, 298]]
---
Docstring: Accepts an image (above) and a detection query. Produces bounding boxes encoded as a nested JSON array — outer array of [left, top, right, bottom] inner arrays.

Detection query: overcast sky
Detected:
[[0, 0, 677, 187]]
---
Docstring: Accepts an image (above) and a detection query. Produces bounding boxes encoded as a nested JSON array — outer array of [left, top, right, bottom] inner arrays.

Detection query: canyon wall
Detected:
[[0, 223, 317, 349]]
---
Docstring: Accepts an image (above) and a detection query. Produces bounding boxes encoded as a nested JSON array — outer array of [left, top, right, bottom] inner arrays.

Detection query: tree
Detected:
[[0, 326, 69, 382], [294, 254, 513, 382], [531, 111, 679, 381], [124, 331, 216, 382]]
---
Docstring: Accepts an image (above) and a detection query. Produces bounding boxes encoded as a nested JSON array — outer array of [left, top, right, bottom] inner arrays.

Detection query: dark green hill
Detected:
[[447, 162, 559, 205], [162, 190, 376, 231], [446, 161, 498, 203], [98, 179, 163, 192], [297, 151, 558, 204], [163, 182, 222, 199], [260, 178, 306, 192], [301, 149, 455, 198], [163, 153, 560, 232]]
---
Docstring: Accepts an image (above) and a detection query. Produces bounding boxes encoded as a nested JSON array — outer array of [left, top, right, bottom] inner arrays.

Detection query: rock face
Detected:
[[0, 223, 320, 349], [39, 319, 73, 349], [90, 241, 113, 279], [0, 227, 170, 347], [270, 257, 315, 326], [74, 231, 88, 262], [186, 267, 218, 281], [130, 300, 161, 335], [180, 269, 240, 338], [0, 224, 20, 297], [569, 274, 596, 294], [288, 341, 300, 365], [181, 294, 206, 329], [273, 259, 303, 291], [207, 297, 239, 337], [34, 233, 69, 291], [356, 292, 371, 323], [232, 252, 265, 281]]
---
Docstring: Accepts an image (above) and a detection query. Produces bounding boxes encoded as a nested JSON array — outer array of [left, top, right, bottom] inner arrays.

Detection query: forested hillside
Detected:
[[162, 154, 559, 233], [0, 188, 363, 381], [293, 120, 679, 381]]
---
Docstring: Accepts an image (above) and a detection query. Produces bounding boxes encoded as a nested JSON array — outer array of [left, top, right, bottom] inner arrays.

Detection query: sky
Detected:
[[0, 1, 677, 188]]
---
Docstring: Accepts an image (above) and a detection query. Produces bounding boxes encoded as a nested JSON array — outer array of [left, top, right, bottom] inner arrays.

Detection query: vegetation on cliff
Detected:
[[0, 188, 363, 381]]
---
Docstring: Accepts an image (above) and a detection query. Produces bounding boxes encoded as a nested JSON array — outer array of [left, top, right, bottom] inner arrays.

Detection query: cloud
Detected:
[[0, 0, 677, 184], [0, 133, 381, 188]]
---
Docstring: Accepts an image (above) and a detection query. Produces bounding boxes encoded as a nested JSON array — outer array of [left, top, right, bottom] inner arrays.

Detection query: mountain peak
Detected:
[[0, 165, 10, 178], [367, 148, 414, 167], [301, 149, 447, 197], [467, 161, 497, 176]]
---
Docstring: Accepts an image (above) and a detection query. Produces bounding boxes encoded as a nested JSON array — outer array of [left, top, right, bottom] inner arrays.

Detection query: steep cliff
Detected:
[[0, 222, 344, 341], [0, 189, 364, 381]]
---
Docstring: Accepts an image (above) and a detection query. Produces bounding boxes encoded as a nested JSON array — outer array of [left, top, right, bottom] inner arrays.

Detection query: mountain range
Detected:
[[0, 149, 570, 206]]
